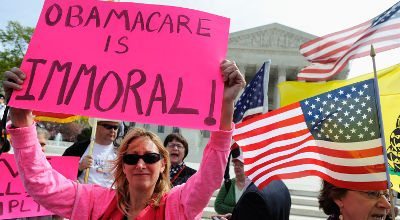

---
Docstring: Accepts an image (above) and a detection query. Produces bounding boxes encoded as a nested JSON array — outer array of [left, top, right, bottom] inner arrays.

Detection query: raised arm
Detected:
[[3, 68, 114, 219], [166, 60, 245, 219]]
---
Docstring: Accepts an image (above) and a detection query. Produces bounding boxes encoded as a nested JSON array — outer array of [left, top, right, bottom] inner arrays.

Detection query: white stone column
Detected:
[[273, 65, 287, 110]]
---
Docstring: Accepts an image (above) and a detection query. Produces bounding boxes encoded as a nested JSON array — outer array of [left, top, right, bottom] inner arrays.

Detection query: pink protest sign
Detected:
[[9, 0, 230, 131], [0, 154, 79, 219]]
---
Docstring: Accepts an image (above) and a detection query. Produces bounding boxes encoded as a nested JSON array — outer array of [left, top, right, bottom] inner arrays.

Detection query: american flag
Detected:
[[233, 79, 387, 190], [233, 60, 270, 123], [298, 1, 400, 81]]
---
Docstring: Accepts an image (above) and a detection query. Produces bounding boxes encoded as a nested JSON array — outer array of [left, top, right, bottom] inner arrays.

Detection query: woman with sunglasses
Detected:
[[318, 180, 391, 220], [3, 59, 245, 220]]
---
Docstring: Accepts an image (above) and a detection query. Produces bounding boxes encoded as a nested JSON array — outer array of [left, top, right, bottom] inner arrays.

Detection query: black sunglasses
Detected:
[[123, 153, 162, 165], [99, 124, 119, 130]]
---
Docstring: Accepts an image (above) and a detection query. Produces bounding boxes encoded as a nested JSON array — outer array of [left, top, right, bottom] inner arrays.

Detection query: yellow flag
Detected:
[[278, 63, 400, 191]]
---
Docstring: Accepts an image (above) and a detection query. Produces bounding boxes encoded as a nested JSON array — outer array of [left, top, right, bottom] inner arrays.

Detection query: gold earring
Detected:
[[339, 214, 343, 220]]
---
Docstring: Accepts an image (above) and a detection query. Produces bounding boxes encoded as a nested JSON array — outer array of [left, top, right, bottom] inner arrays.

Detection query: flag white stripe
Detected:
[[301, 63, 335, 70], [236, 122, 308, 146], [241, 132, 313, 156], [234, 106, 303, 135], [251, 164, 387, 186]]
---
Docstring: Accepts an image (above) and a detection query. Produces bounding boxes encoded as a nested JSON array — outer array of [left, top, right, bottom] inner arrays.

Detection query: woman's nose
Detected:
[[135, 158, 146, 169]]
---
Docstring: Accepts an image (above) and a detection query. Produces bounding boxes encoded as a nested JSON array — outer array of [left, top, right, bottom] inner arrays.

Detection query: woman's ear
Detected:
[[334, 198, 344, 209], [160, 158, 166, 173], [122, 163, 127, 175]]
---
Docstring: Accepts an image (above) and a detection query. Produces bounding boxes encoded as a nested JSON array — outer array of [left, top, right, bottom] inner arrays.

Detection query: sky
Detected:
[[1, 0, 399, 77]]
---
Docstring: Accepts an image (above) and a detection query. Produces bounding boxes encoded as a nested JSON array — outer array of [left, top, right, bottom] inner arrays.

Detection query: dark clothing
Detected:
[[170, 165, 197, 187], [62, 140, 90, 177], [230, 180, 291, 220]]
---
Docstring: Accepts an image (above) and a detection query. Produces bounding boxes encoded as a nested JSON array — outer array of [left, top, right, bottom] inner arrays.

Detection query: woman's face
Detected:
[[335, 190, 390, 220], [166, 139, 185, 166], [123, 136, 165, 192]]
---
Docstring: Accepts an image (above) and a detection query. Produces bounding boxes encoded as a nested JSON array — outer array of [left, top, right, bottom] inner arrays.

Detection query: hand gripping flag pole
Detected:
[[370, 44, 396, 219]]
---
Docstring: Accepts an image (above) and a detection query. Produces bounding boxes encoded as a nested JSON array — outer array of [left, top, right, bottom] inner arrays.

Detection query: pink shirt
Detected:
[[10, 124, 233, 220]]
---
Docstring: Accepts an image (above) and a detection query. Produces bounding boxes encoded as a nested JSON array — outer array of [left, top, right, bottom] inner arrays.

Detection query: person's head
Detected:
[[37, 127, 50, 152], [92, 119, 120, 145], [76, 127, 92, 142], [319, 180, 390, 220], [113, 128, 170, 215], [164, 133, 188, 166], [231, 147, 244, 177], [0, 94, 5, 104]]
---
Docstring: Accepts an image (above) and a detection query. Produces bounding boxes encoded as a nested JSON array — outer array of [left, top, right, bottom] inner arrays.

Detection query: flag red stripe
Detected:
[[245, 145, 384, 175], [306, 45, 349, 63], [235, 103, 300, 129], [234, 114, 305, 142], [241, 129, 311, 152], [257, 171, 387, 191]]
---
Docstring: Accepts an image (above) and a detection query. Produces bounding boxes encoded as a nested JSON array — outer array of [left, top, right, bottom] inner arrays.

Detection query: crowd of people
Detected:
[[0, 60, 396, 220]]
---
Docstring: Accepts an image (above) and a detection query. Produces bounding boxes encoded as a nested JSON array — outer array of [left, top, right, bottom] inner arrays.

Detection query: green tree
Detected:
[[0, 21, 34, 82]]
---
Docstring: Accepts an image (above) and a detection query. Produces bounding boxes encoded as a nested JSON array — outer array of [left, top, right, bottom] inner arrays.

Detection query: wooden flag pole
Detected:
[[84, 118, 98, 184], [370, 44, 396, 219]]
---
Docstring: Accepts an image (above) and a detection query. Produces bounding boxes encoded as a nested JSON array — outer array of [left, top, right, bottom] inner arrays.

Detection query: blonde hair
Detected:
[[112, 128, 171, 216]]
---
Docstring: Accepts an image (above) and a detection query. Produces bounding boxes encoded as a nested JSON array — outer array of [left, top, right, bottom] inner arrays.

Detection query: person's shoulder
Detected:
[[261, 180, 289, 194], [184, 165, 197, 174], [63, 139, 90, 155], [74, 139, 91, 148], [244, 183, 258, 193]]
